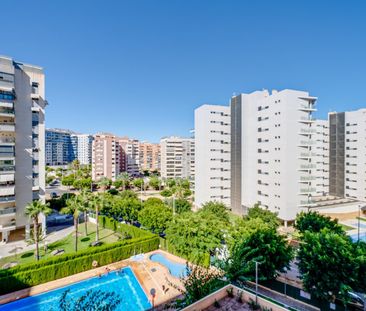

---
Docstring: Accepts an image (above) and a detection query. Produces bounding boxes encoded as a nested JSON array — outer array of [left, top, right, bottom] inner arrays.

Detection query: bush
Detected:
[[0, 222, 159, 295]]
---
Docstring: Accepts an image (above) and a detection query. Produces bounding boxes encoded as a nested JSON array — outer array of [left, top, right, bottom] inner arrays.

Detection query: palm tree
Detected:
[[117, 172, 130, 191], [88, 194, 104, 243], [25, 200, 52, 261], [61, 197, 82, 252], [78, 190, 90, 236], [97, 177, 111, 192]]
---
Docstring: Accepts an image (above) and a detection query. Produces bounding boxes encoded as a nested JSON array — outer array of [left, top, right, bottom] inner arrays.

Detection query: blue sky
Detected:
[[2, 0, 366, 142]]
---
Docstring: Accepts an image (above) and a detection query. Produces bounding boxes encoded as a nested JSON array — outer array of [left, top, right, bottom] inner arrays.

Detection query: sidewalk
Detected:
[[0, 225, 74, 259]]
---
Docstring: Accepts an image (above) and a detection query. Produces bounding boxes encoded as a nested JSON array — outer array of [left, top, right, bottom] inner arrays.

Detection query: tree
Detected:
[[297, 229, 356, 304], [106, 195, 141, 222], [200, 201, 230, 224], [245, 204, 280, 230], [58, 289, 121, 311], [160, 189, 172, 197], [88, 195, 106, 242], [78, 190, 90, 236], [61, 197, 82, 252], [148, 176, 160, 190], [221, 228, 293, 282], [119, 190, 138, 200], [25, 200, 52, 260], [116, 172, 130, 191], [139, 199, 172, 233], [174, 198, 192, 214], [353, 241, 366, 293], [166, 212, 225, 265], [295, 211, 345, 235], [166, 178, 176, 188], [132, 178, 144, 190], [97, 177, 112, 191], [73, 178, 92, 190], [61, 174, 75, 187]]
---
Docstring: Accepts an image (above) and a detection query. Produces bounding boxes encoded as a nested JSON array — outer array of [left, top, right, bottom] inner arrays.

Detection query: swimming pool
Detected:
[[0, 267, 151, 311], [350, 234, 366, 243], [150, 252, 188, 278]]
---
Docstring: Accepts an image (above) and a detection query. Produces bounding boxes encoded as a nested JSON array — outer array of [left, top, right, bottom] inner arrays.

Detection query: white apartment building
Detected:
[[72, 134, 93, 165], [314, 120, 329, 196], [329, 109, 366, 201], [0, 56, 46, 241], [231, 89, 317, 224], [119, 138, 140, 176], [194, 105, 230, 207], [160, 136, 195, 180]]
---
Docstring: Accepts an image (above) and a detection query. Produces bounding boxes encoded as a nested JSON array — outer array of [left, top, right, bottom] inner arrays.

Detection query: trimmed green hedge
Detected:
[[0, 223, 159, 295], [159, 237, 210, 267]]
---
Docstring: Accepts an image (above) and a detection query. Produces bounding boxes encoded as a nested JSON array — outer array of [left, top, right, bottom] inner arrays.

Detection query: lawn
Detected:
[[0, 222, 120, 267], [340, 223, 354, 231]]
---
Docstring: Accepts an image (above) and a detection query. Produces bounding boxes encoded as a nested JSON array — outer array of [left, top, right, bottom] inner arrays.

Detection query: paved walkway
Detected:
[[0, 225, 74, 259]]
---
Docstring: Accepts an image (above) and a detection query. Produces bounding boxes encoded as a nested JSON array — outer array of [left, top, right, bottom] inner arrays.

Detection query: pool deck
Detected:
[[0, 249, 187, 309]]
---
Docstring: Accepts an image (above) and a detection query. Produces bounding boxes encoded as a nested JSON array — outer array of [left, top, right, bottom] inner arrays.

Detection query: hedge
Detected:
[[0, 224, 159, 295], [159, 237, 210, 268], [99, 216, 148, 239]]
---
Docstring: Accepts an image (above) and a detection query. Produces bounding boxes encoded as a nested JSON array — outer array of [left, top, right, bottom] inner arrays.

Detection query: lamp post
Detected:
[[254, 261, 260, 305]]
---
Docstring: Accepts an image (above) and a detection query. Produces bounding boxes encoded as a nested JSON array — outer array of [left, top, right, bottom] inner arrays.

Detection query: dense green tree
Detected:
[[78, 190, 90, 236], [139, 200, 172, 233], [160, 189, 172, 197], [295, 211, 345, 235], [25, 200, 52, 260], [46, 175, 55, 185], [353, 241, 366, 293], [148, 176, 160, 190], [174, 198, 192, 214], [58, 289, 121, 311], [115, 172, 130, 191], [132, 178, 144, 189], [297, 229, 356, 303], [166, 212, 225, 264], [61, 174, 75, 187], [221, 228, 293, 282], [104, 195, 141, 222], [61, 197, 83, 252], [200, 201, 230, 224], [166, 178, 176, 188], [73, 178, 92, 190], [119, 190, 138, 200], [245, 204, 280, 229], [97, 177, 112, 191]]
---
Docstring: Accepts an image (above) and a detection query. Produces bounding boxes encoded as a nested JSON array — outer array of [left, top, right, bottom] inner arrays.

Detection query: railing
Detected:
[[0, 195, 15, 202], [299, 176, 316, 181], [299, 117, 316, 122], [0, 152, 15, 158], [0, 166, 15, 172], [0, 108, 14, 115], [300, 128, 316, 134], [0, 207, 16, 215], [300, 200, 315, 205], [300, 187, 316, 193], [299, 152, 317, 157], [0, 221, 16, 229], [300, 164, 316, 169], [299, 140, 315, 145], [0, 123, 15, 131], [0, 138, 15, 144]]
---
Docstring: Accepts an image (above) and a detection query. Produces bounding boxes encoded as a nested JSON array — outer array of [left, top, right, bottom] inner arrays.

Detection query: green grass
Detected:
[[340, 223, 354, 231], [0, 222, 120, 267]]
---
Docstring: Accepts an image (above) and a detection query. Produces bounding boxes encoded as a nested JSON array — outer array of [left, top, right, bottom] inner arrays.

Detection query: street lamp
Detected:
[[357, 205, 365, 243], [254, 261, 261, 305]]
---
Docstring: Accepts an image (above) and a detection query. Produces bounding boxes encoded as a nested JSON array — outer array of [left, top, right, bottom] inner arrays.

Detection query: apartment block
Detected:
[[118, 137, 141, 176], [329, 109, 366, 201], [194, 104, 230, 207], [71, 134, 93, 165], [0, 56, 46, 241], [46, 128, 75, 166], [160, 136, 195, 180], [231, 89, 317, 223], [139, 142, 160, 172], [314, 120, 329, 196], [92, 133, 119, 181]]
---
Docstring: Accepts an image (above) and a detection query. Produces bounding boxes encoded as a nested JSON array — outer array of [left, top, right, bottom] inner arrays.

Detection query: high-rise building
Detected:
[[92, 133, 119, 181], [0, 56, 46, 241], [329, 109, 366, 201], [45, 128, 75, 166], [194, 104, 230, 207], [160, 136, 195, 180], [314, 120, 329, 196], [230, 89, 317, 224], [71, 134, 93, 165], [118, 137, 141, 176], [139, 142, 160, 172]]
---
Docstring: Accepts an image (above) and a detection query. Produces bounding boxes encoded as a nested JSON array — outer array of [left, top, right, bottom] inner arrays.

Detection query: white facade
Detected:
[[314, 120, 329, 196], [194, 104, 230, 207], [72, 134, 93, 165], [160, 136, 195, 180], [0, 56, 46, 241], [231, 89, 317, 222], [329, 109, 366, 201]]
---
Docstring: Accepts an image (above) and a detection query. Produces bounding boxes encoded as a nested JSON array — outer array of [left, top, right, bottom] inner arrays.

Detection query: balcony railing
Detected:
[[299, 117, 316, 122], [300, 187, 316, 193], [0, 138, 15, 144], [299, 176, 316, 181], [300, 128, 317, 134], [300, 164, 316, 169], [0, 166, 15, 172], [0, 221, 16, 229], [0, 123, 15, 132], [299, 140, 315, 145], [0, 152, 15, 158], [0, 195, 15, 202], [0, 207, 16, 216], [299, 152, 317, 157]]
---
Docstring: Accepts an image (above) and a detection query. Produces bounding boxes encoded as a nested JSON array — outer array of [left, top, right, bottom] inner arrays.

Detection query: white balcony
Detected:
[[0, 102, 13, 109], [298, 105, 316, 112], [0, 137, 15, 145], [0, 185, 15, 196], [0, 123, 15, 132], [0, 173, 14, 182], [0, 220, 16, 232], [298, 117, 316, 124], [0, 207, 16, 217]]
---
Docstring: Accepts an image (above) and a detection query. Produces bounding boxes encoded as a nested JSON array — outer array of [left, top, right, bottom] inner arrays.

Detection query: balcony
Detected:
[[299, 152, 317, 159], [298, 117, 316, 124], [298, 105, 316, 112], [0, 173, 14, 182], [0, 166, 15, 174], [299, 128, 317, 135], [0, 102, 13, 109], [299, 200, 316, 207], [0, 185, 15, 196], [299, 164, 316, 170], [0, 152, 15, 159], [0, 220, 16, 231], [0, 195, 15, 203], [0, 123, 15, 132], [0, 137, 15, 145], [0, 207, 16, 217], [299, 176, 316, 182], [0, 108, 15, 117], [299, 187, 316, 194]]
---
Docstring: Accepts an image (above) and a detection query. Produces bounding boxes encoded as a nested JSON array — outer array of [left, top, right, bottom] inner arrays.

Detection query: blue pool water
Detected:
[[350, 234, 366, 243], [150, 253, 187, 278], [350, 221, 366, 229], [0, 267, 151, 311]]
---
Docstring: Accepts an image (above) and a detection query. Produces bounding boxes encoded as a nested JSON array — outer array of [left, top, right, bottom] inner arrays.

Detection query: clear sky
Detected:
[[2, 0, 366, 142]]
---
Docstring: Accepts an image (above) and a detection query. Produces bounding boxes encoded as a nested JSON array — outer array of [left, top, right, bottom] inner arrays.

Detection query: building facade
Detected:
[[329, 109, 366, 201], [92, 133, 119, 181], [46, 129, 75, 166], [139, 142, 160, 172], [0, 56, 46, 241], [71, 134, 93, 165], [230, 89, 318, 224], [314, 120, 329, 196], [194, 104, 230, 207], [160, 136, 195, 180]]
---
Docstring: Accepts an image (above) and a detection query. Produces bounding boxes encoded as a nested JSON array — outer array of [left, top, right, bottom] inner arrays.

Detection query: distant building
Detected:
[[0, 56, 46, 241], [71, 134, 93, 165], [139, 142, 160, 172], [118, 138, 141, 176], [194, 104, 230, 207], [314, 120, 329, 196], [160, 136, 195, 180], [46, 129, 75, 166]]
